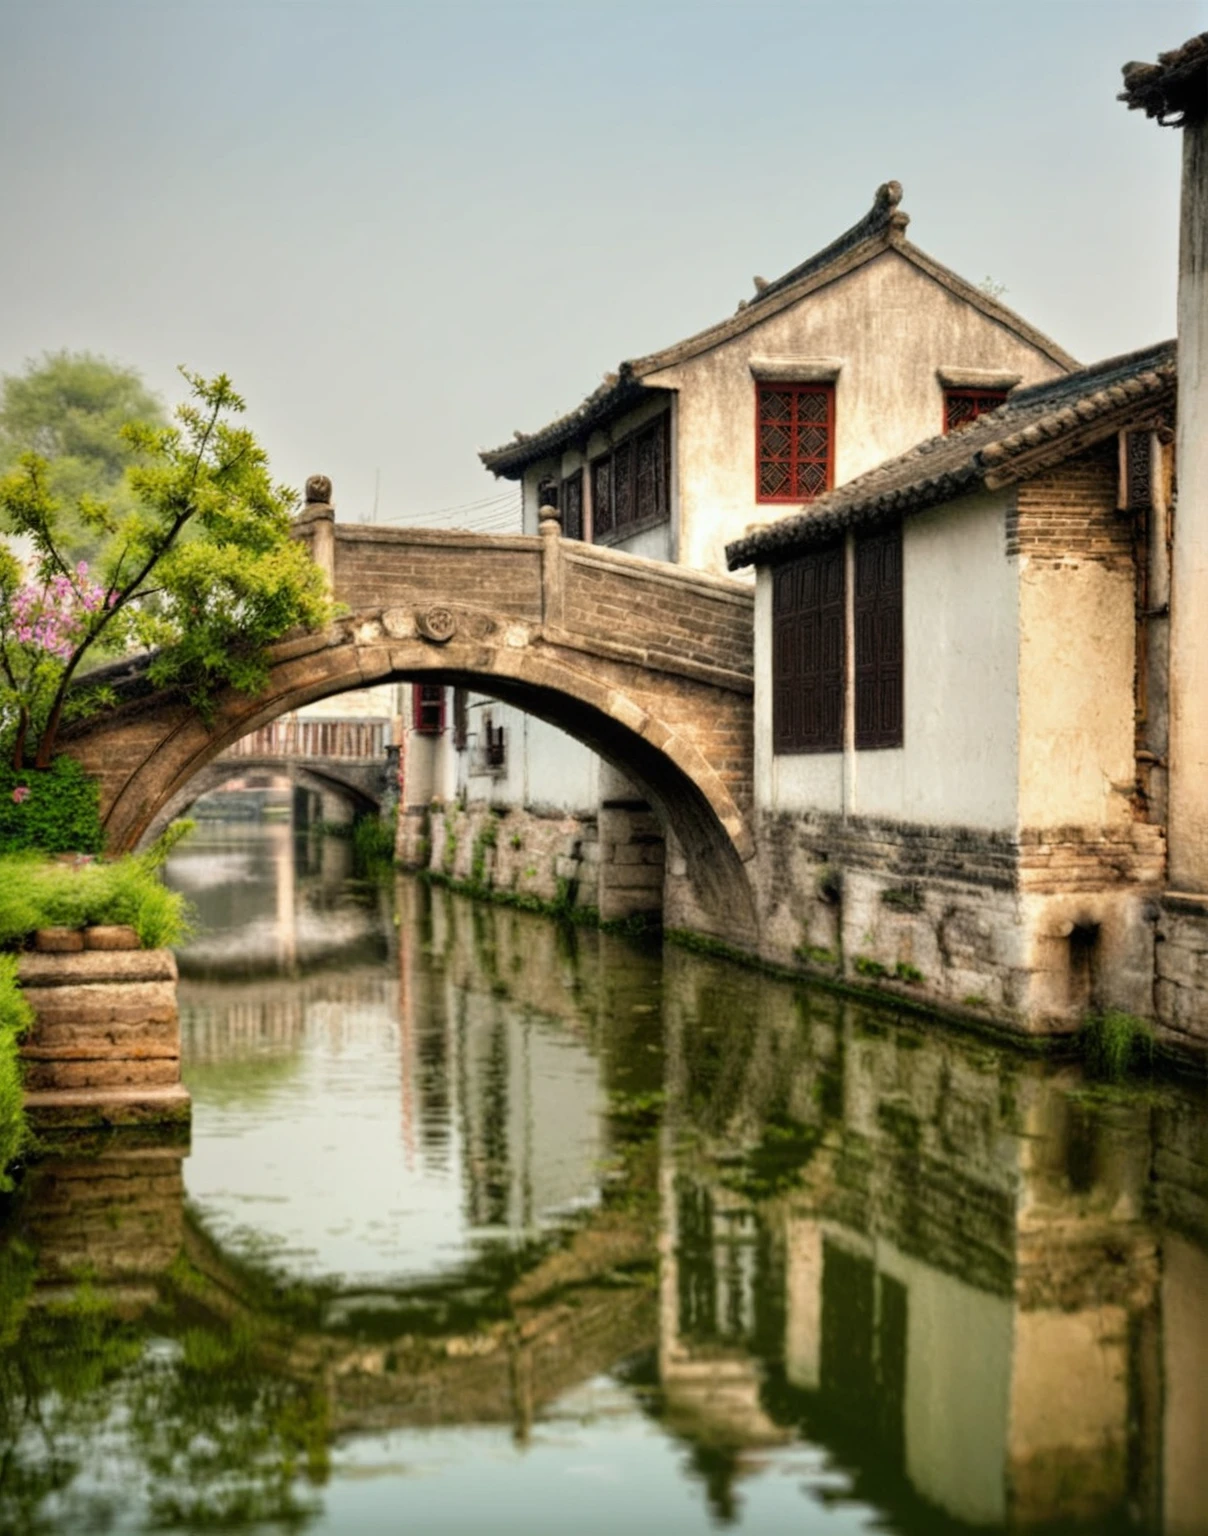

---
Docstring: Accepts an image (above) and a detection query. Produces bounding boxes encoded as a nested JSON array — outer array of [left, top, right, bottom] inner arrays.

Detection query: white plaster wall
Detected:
[[855, 493, 1018, 830], [1017, 560, 1136, 830], [457, 695, 599, 816], [649, 251, 1066, 578], [760, 493, 1019, 830]]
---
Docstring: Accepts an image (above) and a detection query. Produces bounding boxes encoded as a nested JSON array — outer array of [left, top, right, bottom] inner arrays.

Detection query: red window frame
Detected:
[[756, 382, 834, 505], [413, 683, 445, 735], [943, 389, 1007, 434]]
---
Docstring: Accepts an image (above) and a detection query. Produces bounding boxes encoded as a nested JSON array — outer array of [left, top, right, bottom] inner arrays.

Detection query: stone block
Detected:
[[35, 928, 84, 953], [84, 926, 141, 951]]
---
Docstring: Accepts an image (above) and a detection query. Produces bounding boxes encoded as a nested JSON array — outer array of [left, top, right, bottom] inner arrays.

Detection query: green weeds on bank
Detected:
[[0, 955, 34, 1187], [1079, 1009, 1156, 1082]]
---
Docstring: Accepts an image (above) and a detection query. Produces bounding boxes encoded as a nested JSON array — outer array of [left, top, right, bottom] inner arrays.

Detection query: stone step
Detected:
[[23, 1082, 192, 1130]]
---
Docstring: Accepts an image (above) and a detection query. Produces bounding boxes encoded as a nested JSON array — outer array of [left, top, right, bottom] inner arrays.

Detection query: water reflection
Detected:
[[0, 832, 1205, 1533]]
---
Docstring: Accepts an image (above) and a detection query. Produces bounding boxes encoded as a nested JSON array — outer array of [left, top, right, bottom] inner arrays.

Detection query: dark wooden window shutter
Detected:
[[772, 542, 844, 753], [854, 527, 903, 750], [560, 469, 583, 540], [591, 455, 613, 537], [413, 683, 446, 735]]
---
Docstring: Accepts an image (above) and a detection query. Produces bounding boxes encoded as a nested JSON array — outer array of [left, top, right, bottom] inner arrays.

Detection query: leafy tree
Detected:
[[0, 371, 331, 770], [0, 352, 166, 555]]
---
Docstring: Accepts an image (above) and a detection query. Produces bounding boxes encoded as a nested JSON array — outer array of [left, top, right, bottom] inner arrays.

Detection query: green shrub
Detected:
[[0, 853, 192, 950], [0, 756, 103, 854], [352, 813, 395, 876], [0, 955, 34, 1188]]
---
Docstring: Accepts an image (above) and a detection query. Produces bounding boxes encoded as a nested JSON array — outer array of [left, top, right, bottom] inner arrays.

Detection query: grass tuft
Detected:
[[1080, 1009, 1155, 1082]]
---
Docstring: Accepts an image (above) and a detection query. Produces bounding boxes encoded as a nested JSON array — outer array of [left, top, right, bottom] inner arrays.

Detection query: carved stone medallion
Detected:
[[417, 605, 457, 644]]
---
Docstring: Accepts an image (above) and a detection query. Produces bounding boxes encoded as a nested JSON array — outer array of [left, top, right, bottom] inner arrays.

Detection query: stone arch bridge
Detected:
[[62, 498, 757, 939]]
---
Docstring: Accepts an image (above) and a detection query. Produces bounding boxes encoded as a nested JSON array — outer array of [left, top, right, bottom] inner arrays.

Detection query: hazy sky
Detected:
[[1, 0, 1203, 529]]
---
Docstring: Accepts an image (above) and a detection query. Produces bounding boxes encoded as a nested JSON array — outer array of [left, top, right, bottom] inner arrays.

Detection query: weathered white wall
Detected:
[[760, 493, 1019, 831], [1017, 559, 1136, 831], [857, 494, 1019, 829], [649, 251, 1066, 577], [1167, 114, 1208, 890], [458, 699, 599, 815]]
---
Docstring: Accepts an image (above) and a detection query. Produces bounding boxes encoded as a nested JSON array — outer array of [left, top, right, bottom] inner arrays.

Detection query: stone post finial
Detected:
[[305, 474, 333, 508], [538, 503, 562, 536]]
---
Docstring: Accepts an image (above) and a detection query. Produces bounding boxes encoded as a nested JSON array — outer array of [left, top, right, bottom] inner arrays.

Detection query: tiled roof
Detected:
[[1120, 33, 1208, 124], [480, 183, 1077, 479], [725, 340, 1176, 570]]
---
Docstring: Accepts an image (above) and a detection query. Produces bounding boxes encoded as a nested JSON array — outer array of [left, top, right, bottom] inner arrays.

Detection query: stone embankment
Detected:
[[19, 936, 190, 1133]]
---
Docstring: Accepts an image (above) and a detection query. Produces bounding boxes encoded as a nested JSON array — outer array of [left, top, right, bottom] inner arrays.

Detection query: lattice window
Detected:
[[854, 527, 903, 750], [589, 413, 670, 542], [772, 542, 845, 753], [413, 683, 445, 735], [591, 455, 613, 538], [560, 469, 584, 540], [943, 389, 1007, 434], [757, 384, 833, 504]]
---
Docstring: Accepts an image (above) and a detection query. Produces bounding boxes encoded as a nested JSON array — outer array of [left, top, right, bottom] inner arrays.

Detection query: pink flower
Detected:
[[11, 786, 30, 804]]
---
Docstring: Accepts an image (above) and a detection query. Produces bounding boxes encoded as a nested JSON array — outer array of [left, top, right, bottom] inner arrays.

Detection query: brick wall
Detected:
[[1007, 441, 1134, 570]]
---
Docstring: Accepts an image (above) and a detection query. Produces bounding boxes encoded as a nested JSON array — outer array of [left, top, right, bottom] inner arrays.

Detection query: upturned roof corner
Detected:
[[1120, 32, 1208, 125]]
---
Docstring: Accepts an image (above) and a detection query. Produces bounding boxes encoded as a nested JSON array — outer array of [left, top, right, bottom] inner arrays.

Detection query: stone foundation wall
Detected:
[[1154, 893, 1208, 1056], [18, 948, 191, 1129], [747, 810, 1168, 1035], [397, 800, 602, 911]]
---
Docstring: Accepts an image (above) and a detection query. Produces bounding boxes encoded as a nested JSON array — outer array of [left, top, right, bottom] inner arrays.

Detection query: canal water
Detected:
[[1, 822, 1206, 1533]]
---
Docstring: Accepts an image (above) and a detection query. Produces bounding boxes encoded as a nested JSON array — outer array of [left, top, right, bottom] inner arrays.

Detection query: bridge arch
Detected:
[[64, 606, 757, 942]]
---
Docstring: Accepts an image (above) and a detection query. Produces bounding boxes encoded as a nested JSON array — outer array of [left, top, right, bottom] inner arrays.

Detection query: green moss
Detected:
[[442, 824, 457, 875], [881, 885, 923, 913], [469, 821, 497, 890], [853, 954, 889, 979], [815, 865, 842, 904], [509, 833, 523, 851], [795, 943, 838, 970], [962, 994, 990, 1009], [894, 961, 924, 984]]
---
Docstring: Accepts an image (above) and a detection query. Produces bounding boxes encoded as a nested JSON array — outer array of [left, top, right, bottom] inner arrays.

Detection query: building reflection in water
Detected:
[[1, 867, 1206, 1534], [658, 948, 1208, 1532]]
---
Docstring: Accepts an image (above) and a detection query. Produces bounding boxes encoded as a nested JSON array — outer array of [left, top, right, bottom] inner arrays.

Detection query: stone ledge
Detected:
[[23, 1083, 192, 1130], [1161, 889, 1208, 916], [18, 949, 178, 987]]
